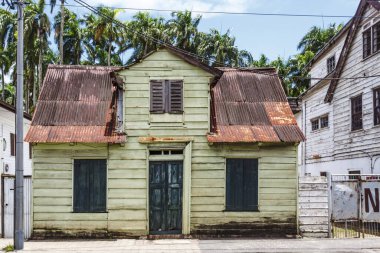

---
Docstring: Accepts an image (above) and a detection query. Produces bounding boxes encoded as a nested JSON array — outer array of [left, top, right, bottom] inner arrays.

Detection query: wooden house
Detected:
[[296, 0, 380, 176], [25, 46, 304, 238], [0, 100, 33, 238]]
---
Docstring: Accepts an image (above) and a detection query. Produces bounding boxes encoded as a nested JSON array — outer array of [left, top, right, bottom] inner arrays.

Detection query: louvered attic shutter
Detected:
[[169, 80, 183, 113], [150, 80, 165, 113]]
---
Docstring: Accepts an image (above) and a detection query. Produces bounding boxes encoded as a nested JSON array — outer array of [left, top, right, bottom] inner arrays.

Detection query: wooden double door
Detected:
[[149, 161, 183, 234]]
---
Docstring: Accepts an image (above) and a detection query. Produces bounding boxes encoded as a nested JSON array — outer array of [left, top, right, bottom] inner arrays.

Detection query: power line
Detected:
[[72, 0, 228, 67], [70, 0, 380, 83], [45, 2, 369, 20]]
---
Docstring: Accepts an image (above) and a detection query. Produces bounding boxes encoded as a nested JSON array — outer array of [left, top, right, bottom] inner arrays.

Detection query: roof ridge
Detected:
[[47, 64, 122, 70]]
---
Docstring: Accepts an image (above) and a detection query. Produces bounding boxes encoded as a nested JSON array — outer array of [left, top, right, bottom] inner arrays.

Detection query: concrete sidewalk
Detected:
[[1, 238, 380, 253]]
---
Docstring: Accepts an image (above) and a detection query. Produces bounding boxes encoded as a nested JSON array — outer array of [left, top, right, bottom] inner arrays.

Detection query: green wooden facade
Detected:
[[31, 49, 298, 238]]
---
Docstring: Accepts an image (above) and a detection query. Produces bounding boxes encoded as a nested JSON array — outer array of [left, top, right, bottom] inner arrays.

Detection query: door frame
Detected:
[[1, 175, 14, 238], [149, 160, 183, 235], [146, 141, 192, 235], [1, 175, 32, 238]]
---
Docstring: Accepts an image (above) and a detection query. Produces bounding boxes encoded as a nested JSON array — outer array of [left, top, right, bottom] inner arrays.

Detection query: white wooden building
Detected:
[[297, 0, 380, 176], [0, 100, 32, 238]]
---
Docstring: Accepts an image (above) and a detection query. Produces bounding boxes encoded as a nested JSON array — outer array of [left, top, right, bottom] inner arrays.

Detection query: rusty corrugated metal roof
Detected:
[[287, 97, 301, 114], [25, 65, 126, 143], [208, 69, 305, 143]]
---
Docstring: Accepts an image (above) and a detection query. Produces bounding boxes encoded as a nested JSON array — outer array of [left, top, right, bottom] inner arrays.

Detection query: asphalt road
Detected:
[[1, 238, 380, 253]]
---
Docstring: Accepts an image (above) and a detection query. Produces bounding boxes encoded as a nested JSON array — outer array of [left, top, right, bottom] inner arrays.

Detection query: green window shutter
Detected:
[[10, 133, 15, 156], [226, 159, 258, 211], [73, 159, 107, 213], [243, 159, 259, 210], [168, 80, 183, 114], [150, 80, 165, 113]]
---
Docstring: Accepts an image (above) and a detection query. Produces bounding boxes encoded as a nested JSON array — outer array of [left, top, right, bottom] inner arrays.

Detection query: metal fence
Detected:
[[330, 174, 380, 238]]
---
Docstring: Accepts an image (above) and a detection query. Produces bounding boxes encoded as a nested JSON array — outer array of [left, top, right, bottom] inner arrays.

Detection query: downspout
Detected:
[[302, 101, 307, 176]]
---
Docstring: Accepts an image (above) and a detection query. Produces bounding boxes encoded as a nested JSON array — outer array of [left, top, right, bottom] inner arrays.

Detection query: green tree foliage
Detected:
[[0, 1, 344, 110], [298, 23, 343, 54], [251, 24, 342, 96]]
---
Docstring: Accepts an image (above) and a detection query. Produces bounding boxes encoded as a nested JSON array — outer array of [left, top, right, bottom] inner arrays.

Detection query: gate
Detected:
[[330, 174, 380, 238], [2, 176, 32, 239]]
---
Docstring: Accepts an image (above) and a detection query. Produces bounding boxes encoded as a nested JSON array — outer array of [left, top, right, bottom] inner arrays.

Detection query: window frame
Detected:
[[10, 133, 15, 156], [320, 115, 329, 129], [348, 170, 361, 180], [72, 159, 108, 213], [311, 118, 320, 131], [225, 158, 259, 212], [310, 114, 329, 132], [363, 27, 372, 59], [351, 94, 363, 131], [372, 21, 380, 54], [150, 79, 184, 114], [326, 55, 336, 74], [374, 87, 380, 126]]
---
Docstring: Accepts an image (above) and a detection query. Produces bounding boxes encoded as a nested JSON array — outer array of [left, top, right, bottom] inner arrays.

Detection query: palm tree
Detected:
[[49, 0, 65, 64], [198, 29, 250, 67], [126, 12, 169, 63], [54, 8, 83, 64], [166, 11, 201, 52], [83, 7, 124, 66], [0, 9, 16, 100], [297, 23, 343, 54], [23, 0, 51, 109], [251, 54, 270, 67]]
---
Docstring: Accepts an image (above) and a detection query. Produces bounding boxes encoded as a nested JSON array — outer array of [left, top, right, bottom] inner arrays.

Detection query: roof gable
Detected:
[[119, 46, 222, 77], [208, 69, 305, 143], [25, 65, 125, 143], [325, 0, 376, 102]]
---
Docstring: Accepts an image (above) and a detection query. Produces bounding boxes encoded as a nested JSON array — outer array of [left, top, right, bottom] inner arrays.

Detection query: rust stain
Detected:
[[208, 69, 305, 143], [139, 136, 194, 143], [192, 219, 297, 238], [25, 65, 126, 143]]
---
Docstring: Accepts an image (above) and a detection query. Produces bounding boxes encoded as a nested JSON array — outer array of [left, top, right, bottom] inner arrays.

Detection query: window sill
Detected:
[[149, 112, 184, 115], [223, 209, 259, 212], [311, 126, 330, 133], [350, 128, 364, 133], [72, 211, 108, 213], [362, 49, 380, 62]]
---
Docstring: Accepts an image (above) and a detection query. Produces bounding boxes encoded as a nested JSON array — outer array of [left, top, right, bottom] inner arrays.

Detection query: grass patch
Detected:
[[2, 244, 14, 252]]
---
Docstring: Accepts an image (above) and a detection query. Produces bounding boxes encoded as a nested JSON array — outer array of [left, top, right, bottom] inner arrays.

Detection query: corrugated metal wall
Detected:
[[2, 176, 32, 239]]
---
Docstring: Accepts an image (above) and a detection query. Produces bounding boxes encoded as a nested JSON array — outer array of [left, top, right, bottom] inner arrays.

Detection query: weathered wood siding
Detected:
[[32, 144, 110, 237], [300, 4, 380, 176], [309, 31, 347, 87], [32, 49, 298, 237], [302, 82, 335, 167], [298, 176, 329, 238], [333, 5, 380, 160]]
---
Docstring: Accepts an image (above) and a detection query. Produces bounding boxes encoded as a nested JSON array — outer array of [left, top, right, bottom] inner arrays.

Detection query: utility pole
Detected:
[[14, 0, 24, 249], [60, 0, 64, 64], [1, 0, 25, 249]]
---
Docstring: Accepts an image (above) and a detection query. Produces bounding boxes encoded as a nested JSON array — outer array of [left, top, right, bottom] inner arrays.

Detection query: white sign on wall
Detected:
[[362, 182, 380, 221]]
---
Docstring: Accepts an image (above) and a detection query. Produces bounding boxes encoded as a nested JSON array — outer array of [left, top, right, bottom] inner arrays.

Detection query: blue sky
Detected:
[[74, 0, 359, 60], [1, 0, 360, 61]]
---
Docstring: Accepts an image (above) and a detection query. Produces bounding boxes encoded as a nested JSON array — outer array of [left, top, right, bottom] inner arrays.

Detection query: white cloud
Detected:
[[88, 0, 255, 18]]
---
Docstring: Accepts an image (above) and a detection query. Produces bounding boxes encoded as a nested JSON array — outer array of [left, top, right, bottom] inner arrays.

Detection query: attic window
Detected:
[[363, 28, 372, 58], [116, 88, 123, 131], [311, 119, 319, 131], [373, 22, 380, 53], [326, 55, 335, 74], [351, 95, 363, 131], [374, 87, 380, 125], [150, 80, 183, 114], [149, 150, 183, 156], [311, 115, 329, 132]]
